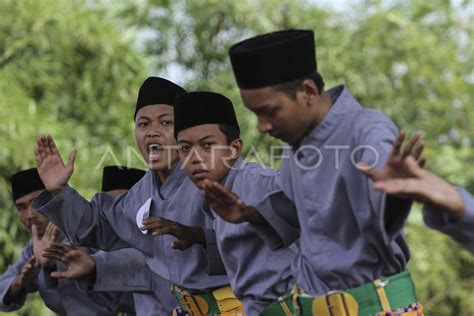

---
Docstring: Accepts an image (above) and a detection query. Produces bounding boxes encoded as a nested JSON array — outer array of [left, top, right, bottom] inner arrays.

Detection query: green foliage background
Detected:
[[0, 0, 472, 315]]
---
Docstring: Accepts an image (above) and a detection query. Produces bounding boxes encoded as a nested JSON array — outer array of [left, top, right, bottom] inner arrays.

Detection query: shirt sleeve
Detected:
[[0, 241, 38, 311], [250, 190, 300, 250], [423, 187, 474, 253], [32, 186, 129, 251], [88, 248, 153, 292], [356, 111, 413, 241]]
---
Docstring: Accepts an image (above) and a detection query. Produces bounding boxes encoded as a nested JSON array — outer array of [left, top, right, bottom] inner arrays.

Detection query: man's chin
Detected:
[[195, 180, 205, 190], [148, 159, 173, 171]]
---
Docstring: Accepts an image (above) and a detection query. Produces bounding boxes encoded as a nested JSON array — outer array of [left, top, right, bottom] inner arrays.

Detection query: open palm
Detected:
[[34, 135, 77, 193], [202, 180, 250, 224], [358, 131, 426, 182], [43, 243, 95, 279], [32, 222, 59, 268]]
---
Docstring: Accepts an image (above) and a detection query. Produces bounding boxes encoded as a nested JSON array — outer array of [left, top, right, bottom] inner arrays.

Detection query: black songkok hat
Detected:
[[10, 168, 45, 201], [229, 29, 317, 89], [134, 77, 186, 119], [101, 166, 146, 192], [173, 91, 240, 138]]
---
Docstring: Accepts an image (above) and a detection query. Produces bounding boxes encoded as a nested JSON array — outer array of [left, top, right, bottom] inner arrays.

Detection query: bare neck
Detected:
[[306, 91, 334, 133], [156, 160, 179, 184]]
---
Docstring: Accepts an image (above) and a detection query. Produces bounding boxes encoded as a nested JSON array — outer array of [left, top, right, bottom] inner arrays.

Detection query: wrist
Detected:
[[49, 186, 66, 196], [10, 276, 25, 293], [9, 277, 25, 296], [243, 207, 264, 224], [446, 189, 465, 222], [190, 226, 206, 247]]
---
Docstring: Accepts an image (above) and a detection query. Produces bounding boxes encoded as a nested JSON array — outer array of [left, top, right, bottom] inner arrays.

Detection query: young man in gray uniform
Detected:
[[202, 29, 425, 315], [43, 165, 174, 315], [170, 91, 297, 315], [31, 77, 234, 315]]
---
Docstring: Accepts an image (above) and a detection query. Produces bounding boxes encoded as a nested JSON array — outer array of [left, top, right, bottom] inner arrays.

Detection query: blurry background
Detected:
[[0, 0, 472, 314]]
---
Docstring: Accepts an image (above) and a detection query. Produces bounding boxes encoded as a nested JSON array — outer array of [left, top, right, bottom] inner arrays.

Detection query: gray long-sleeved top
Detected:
[[0, 240, 121, 315], [251, 85, 412, 295], [203, 159, 297, 315], [423, 187, 474, 253], [32, 164, 229, 294]]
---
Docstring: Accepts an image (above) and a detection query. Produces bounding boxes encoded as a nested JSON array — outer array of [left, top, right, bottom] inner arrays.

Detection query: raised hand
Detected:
[[358, 131, 465, 220], [42, 243, 96, 279], [357, 131, 426, 182], [141, 217, 205, 251], [202, 179, 265, 224], [5, 256, 40, 303], [32, 222, 59, 268], [34, 134, 77, 194]]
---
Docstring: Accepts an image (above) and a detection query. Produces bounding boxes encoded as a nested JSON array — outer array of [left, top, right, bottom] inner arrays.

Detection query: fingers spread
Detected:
[[356, 162, 375, 179], [391, 131, 406, 156], [67, 149, 77, 171], [36, 136, 46, 161], [34, 146, 42, 166], [401, 132, 421, 158]]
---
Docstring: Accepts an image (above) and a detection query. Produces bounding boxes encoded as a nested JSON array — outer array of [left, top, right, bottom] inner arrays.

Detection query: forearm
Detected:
[[249, 191, 300, 249], [3, 277, 26, 305], [32, 186, 126, 250], [423, 187, 474, 253]]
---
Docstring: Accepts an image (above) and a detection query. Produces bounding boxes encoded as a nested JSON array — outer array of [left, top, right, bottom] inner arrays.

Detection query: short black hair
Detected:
[[272, 71, 325, 100], [218, 124, 240, 145]]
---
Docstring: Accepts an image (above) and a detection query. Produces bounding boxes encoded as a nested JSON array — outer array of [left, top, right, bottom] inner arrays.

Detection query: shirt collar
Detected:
[[221, 158, 244, 189], [151, 161, 186, 199], [295, 85, 361, 150]]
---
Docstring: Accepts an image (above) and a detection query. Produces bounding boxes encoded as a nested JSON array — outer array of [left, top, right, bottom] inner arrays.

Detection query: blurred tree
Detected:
[[0, 0, 147, 313], [0, 0, 472, 314]]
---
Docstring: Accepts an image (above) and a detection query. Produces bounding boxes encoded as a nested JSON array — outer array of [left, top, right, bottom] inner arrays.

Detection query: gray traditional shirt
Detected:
[[32, 164, 229, 294], [0, 240, 63, 313], [203, 159, 296, 315], [89, 248, 176, 315], [0, 240, 119, 315], [253, 85, 412, 295], [423, 187, 474, 253]]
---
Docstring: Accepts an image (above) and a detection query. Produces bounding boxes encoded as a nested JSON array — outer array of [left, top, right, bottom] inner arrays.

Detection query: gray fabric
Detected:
[[254, 85, 411, 295], [423, 187, 474, 253], [0, 240, 63, 313], [205, 159, 297, 315], [32, 164, 229, 294], [0, 240, 119, 315], [89, 248, 176, 315]]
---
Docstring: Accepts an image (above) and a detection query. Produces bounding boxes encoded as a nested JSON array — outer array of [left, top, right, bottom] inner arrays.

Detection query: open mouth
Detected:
[[147, 143, 164, 161], [192, 169, 209, 180]]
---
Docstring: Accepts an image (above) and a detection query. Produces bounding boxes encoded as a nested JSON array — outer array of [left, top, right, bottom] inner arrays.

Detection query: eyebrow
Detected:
[[136, 116, 150, 121], [178, 135, 215, 144], [254, 104, 273, 113], [158, 113, 173, 119], [136, 113, 173, 121], [199, 135, 216, 142]]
